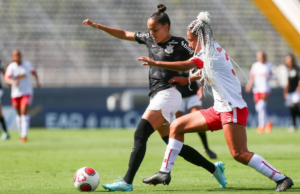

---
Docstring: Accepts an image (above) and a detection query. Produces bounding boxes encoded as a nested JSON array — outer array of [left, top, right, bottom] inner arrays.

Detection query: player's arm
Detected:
[[31, 70, 41, 88], [4, 75, 18, 86], [137, 56, 197, 71], [245, 74, 254, 93], [283, 80, 289, 98], [83, 19, 136, 41], [169, 71, 202, 86]]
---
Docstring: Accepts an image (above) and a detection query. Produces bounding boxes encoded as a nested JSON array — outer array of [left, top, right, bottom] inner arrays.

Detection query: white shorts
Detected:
[[178, 94, 202, 113], [147, 87, 182, 124], [285, 91, 300, 107]]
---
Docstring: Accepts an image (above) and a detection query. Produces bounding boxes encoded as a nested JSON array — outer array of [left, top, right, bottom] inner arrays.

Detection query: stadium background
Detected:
[[0, 0, 300, 129]]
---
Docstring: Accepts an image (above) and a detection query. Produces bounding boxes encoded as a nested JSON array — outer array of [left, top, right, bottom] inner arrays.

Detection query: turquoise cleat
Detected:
[[212, 161, 227, 188], [1, 132, 10, 141], [102, 178, 133, 192]]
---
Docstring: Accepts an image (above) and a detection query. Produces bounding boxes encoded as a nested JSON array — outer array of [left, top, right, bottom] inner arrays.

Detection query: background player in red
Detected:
[[0, 59, 9, 140], [176, 73, 217, 159], [83, 4, 225, 192], [245, 52, 273, 133], [4, 50, 41, 142], [284, 54, 300, 133], [138, 11, 293, 192]]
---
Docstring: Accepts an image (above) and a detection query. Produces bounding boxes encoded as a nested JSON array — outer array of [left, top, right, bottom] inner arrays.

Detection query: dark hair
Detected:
[[149, 4, 171, 31], [286, 53, 297, 67]]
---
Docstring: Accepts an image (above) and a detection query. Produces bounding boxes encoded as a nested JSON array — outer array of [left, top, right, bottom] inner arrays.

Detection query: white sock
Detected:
[[21, 115, 30, 138], [255, 100, 268, 127], [16, 115, 21, 136], [248, 154, 285, 182], [160, 138, 183, 173]]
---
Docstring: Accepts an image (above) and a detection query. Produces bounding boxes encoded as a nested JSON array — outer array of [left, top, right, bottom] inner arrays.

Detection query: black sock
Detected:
[[0, 117, 7, 133], [162, 135, 216, 174], [198, 132, 209, 150], [123, 119, 154, 184], [290, 107, 297, 127]]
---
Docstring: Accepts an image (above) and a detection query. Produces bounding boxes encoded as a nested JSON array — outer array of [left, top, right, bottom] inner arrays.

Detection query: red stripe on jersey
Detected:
[[189, 57, 203, 69], [31, 70, 36, 75], [5, 75, 12, 79], [165, 149, 173, 168]]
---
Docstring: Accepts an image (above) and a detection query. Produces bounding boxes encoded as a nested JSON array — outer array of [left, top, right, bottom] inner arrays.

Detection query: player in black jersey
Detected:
[[0, 60, 9, 140], [83, 4, 225, 191], [284, 54, 300, 133], [176, 71, 217, 159]]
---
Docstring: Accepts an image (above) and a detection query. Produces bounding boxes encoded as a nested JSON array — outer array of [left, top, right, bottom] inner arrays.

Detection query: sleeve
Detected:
[[189, 56, 203, 69], [180, 39, 194, 59], [250, 64, 255, 77], [27, 62, 36, 73], [134, 32, 150, 44], [5, 65, 13, 78]]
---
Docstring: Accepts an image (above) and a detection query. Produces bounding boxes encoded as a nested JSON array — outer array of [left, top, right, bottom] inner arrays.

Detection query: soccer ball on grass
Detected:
[[73, 167, 100, 191]]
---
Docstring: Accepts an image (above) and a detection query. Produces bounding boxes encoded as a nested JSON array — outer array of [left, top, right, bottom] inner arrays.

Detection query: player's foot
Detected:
[[21, 137, 27, 143], [265, 122, 273, 133], [102, 178, 133, 192], [212, 161, 227, 188], [1, 132, 10, 141], [275, 176, 293, 192], [143, 171, 171, 186], [288, 126, 296, 133], [256, 126, 264, 134], [205, 149, 217, 159]]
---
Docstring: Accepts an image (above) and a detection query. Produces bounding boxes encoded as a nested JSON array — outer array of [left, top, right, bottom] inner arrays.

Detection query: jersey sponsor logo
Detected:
[[17, 74, 26, 79], [181, 41, 194, 54], [217, 47, 222, 53], [168, 40, 178, 44], [136, 32, 150, 38], [165, 44, 174, 54]]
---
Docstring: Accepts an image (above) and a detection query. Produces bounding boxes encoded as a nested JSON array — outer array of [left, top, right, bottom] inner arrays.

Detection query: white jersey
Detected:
[[250, 61, 273, 93], [5, 61, 35, 98], [190, 42, 247, 112]]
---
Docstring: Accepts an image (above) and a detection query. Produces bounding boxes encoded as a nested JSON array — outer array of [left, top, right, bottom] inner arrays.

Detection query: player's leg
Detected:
[[223, 123, 293, 191], [0, 104, 9, 140], [255, 99, 267, 133], [19, 95, 32, 142], [144, 110, 226, 188]]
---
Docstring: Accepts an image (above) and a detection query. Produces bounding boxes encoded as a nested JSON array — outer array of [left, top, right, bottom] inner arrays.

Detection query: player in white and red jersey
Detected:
[[245, 52, 273, 133], [138, 12, 293, 192], [4, 50, 41, 142]]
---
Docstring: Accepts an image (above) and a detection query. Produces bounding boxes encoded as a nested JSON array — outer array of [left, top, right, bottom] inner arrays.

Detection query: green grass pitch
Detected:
[[0, 128, 299, 193]]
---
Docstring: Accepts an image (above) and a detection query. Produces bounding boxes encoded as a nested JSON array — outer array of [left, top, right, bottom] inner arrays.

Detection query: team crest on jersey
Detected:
[[165, 44, 174, 54]]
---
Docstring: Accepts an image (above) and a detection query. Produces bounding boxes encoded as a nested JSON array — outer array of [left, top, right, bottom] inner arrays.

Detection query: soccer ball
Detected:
[[73, 167, 100, 192]]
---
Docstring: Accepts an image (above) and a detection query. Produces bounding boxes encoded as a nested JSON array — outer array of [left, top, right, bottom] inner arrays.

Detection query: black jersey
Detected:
[[288, 66, 300, 93], [135, 32, 193, 97], [176, 71, 199, 98]]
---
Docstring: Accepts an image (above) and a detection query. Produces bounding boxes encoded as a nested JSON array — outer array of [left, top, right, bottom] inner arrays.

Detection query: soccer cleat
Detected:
[[288, 126, 296, 133], [205, 149, 217, 159], [212, 161, 227, 188], [1, 132, 10, 141], [21, 137, 27, 143], [265, 122, 273, 133], [275, 176, 293, 192], [143, 171, 171, 186], [102, 178, 133, 192], [256, 126, 264, 134]]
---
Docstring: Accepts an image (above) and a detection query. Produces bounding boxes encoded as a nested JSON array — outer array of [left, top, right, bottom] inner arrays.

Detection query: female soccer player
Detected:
[[138, 12, 293, 192], [177, 73, 217, 159], [4, 50, 41, 142], [245, 52, 273, 133], [83, 4, 226, 192], [0, 60, 9, 140], [284, 54, 300, 133]]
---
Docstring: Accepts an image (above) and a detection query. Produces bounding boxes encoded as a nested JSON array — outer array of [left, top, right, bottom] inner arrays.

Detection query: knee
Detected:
[[231, 150, 250, 165], [169, 120, 180, 136], [134, 119, 154, 144]]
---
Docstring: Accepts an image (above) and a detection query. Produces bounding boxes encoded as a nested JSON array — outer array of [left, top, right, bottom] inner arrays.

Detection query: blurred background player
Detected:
[[4, 50, 40, 142], [245, 52, 273, 133], [84, 4, 223, 192], [177, 71, 217, 159], [0, 59, 9, 140], [284, 54, 300, 133]]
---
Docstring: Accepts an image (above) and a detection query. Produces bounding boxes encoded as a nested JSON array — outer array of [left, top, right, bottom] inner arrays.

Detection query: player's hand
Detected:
[[245, 84, 251, 93], [197, 86, 203, 100], [83, 19, 92, 26], [168, 76, 189, 86], [12, 80, 19, 86], [137, 56, 157, 66], [37, 82, 41, 88]]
